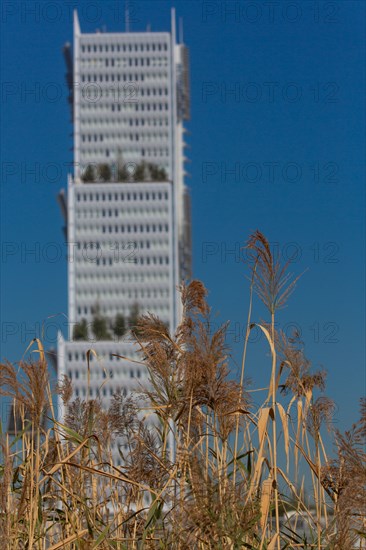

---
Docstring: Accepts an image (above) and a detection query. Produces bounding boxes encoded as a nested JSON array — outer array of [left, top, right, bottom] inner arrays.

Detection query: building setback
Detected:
[[57, 10, 191, 463]]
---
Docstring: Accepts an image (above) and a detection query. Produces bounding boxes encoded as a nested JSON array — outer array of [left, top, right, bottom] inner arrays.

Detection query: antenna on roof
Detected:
[[171, 8, 176, 43], [179, 17, 184, 44], [125, 0, 130, 32]]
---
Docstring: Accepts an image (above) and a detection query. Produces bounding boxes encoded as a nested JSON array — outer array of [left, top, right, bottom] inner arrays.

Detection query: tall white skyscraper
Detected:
[[57, 10, 191, 456]]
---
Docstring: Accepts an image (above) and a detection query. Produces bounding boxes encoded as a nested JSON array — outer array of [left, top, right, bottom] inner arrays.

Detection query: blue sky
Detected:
[[1, 0, 365, 430]]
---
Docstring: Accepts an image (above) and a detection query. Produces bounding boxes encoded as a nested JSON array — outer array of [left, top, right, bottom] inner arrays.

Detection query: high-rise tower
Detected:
[[57, 10, 191, 461]]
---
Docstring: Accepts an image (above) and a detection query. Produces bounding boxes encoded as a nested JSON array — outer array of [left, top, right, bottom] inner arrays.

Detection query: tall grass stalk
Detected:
[[0, 231, 365, 549]]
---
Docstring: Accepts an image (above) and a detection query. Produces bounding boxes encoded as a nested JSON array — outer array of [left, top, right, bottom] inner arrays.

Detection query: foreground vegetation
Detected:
[[0, 231, 365, 549]]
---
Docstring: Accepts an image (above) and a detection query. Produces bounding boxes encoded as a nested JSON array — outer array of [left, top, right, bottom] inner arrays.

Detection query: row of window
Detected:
[[101, 223, 169, 233], [77, 224, 169, 234], [68, 353, 128, 364], [76, 206, 169, 216], [75, 272, 169, 283], [79, 71, 168, 83], [75, 211, 169, 221], [80, 98, 169, 112], [74, 241, 168, 253], [74, 387, 132, 399], [76, 191, 168, 202], [81, 43, 168, 53], [81, 102, 169, 113], [81, 132, 168, 143], [76, 287, 169, 298], [80, 118, 169, 128], [67, 368, 141, 382], [81, 86, 167, 103], [80, 148, 168, 159], [80, 77, 169, 98], [81, 132, 169, 143], [93, 255, 169, 267], [80, 100, 168, 111], [81, 57, 168, 69], [76, 223, 169, 235], [76, 304, 170, 316], [101, 224, 169, 234], [69, 358, 139, 375], [135, 102, 168, 112]]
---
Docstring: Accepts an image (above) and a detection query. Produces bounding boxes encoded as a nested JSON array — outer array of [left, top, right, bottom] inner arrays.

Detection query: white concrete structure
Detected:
[[67, 180, 174, 329], [57, 10, 191, 463]]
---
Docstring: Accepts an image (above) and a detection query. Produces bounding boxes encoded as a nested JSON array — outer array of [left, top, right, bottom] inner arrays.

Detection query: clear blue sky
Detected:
[[1, 0, 365, 430]]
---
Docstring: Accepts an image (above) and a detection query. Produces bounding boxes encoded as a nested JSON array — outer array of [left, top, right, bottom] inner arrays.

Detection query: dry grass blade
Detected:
[[258, 407, 271, 448], [267, 533, 279, 549], [277, 402, 290, 472], [48, 529, 89, 549], [63, 461, 159, 495], [260, 474, 273, 531]]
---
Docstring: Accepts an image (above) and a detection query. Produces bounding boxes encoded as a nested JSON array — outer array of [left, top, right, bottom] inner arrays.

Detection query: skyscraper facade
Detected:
[[57, 10, 191, 457]]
